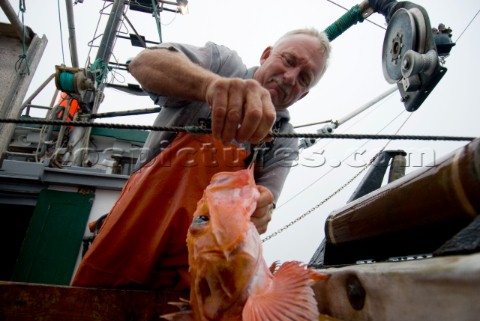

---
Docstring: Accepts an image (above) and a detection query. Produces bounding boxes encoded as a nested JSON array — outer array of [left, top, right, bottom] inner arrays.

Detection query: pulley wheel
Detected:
[[382, 8, 417, 83]]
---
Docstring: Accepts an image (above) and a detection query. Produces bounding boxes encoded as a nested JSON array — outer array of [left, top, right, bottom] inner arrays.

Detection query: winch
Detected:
[[381, 1, 453, 111], [323, 0, 455, 112]]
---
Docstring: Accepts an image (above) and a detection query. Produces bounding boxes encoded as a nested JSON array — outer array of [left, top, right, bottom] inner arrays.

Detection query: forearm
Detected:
[[129, 44, 276, 145], [129, 48, 218, 102]]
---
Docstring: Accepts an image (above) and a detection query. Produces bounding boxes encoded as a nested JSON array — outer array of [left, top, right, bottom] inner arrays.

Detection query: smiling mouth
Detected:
[[269, 78, 287, 100]]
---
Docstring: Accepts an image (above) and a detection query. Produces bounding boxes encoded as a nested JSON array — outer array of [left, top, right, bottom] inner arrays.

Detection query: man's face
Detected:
[[254, 34, 326, 110]]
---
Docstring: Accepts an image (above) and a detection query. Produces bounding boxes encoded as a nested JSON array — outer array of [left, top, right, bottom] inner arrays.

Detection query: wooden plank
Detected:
[[326, 138, 480, 245], [0, 282, 188, 321], [312, 252, 480, 321]]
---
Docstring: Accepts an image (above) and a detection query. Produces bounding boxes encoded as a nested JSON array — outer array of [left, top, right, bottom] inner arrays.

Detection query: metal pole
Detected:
[[298, 86, 398, 149], [95, 0, 125, 67], [336, 86, 397, 126], [122, 13, 147, 47], [65, 0, 80, 67], [67, 0, 126, 166], [0, 0, 30, 43], [20, 73, 56, 113]]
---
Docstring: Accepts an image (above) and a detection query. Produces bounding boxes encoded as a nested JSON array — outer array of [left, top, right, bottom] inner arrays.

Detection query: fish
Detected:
[[162, 166, 329, 321]]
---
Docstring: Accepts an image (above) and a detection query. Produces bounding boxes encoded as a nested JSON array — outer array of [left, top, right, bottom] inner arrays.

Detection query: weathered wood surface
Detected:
[[2, 254, 479, 321], [0, 282, 188, 321], [326, 137, 480, 245], [313, 252, 480, 321]]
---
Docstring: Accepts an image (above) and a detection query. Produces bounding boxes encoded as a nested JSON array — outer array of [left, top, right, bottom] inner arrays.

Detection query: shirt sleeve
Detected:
[[145, 42, 247, 106]]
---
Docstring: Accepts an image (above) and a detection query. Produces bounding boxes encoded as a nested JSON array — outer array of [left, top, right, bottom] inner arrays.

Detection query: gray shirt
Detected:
[[137, 42, 298, 202]]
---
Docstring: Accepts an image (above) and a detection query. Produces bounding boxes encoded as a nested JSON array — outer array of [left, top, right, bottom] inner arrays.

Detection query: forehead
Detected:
[[274, 34, 326, 78]]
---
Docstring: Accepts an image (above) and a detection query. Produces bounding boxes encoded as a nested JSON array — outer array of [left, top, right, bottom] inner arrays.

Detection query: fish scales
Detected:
[[163, 166, 328, 321]]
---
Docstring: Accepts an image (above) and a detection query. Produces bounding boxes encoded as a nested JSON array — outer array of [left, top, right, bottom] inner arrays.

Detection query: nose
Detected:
[[282, 67, 300, 86]]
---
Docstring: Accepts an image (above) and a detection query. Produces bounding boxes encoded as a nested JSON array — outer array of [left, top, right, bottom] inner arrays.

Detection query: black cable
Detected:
[[1, 118, 475, 142]]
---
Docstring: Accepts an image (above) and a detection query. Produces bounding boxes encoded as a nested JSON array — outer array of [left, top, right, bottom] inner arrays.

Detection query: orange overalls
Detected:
[[56, 92, 80, 123], [71, 133, 248, 290]]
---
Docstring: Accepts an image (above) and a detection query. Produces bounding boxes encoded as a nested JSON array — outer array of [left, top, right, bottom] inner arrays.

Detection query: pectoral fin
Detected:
[[160, 311, 194, 321], [242, 261, 329, 321], [161, 299, 195, 321]]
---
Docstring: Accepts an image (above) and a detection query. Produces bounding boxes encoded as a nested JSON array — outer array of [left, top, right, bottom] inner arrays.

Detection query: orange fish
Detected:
[[163, 166, 328, 321]]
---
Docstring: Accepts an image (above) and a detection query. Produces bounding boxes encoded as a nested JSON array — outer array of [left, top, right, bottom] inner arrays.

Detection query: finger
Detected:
[[222, 80, 244, 144], [252, 218, 268, 234], [236, 83, 263, 143], [249, 92, 276, 144], [252, 187, 274, 234], [255, 185, 274, 210], [251, 203, 273, 234], [210, 83, 228, 140]]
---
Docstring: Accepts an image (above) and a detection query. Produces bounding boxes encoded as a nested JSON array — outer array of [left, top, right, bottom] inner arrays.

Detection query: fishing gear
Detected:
[[323, 1, 456, 112]]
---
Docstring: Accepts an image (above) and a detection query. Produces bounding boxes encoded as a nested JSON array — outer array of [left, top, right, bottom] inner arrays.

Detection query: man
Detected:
[[71, 28, 331, 290]]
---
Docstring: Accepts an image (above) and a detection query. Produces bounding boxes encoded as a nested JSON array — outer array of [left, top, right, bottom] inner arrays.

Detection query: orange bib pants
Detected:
[[71, 133, 248, 290]]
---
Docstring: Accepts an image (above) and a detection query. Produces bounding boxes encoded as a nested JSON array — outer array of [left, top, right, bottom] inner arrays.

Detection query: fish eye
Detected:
[[193, 215, 210, 224]]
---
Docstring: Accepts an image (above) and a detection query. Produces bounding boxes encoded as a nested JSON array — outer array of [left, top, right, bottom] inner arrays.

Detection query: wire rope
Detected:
[[455, 8, 480, 43], [57, 0, 66, 65], [0, 117, 474, 142], [262, 107, 416, 242]]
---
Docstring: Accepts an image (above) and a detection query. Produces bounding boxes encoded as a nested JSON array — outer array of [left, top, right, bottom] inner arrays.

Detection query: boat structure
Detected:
[[0, 0, 479, 320]]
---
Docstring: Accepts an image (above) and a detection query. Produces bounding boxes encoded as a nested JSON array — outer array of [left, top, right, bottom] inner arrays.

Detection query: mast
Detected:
[[65, 0, 79, 68], [67, 0, 127, 166], [92, 0, 127, 114]]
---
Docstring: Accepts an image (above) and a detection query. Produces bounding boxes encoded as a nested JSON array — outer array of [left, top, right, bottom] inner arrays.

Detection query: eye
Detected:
[[300, 72, 312, 87], [282, 53, 295, 67], [193, 215, 210, 225]]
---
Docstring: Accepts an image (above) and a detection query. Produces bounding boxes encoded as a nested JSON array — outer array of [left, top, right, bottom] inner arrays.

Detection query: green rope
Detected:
[[89, 58, 111, 86], [15, 0, 30, 76], [323, 4, 365, 41], [58, 71, 76, 92], [151, 0, 163, 43]]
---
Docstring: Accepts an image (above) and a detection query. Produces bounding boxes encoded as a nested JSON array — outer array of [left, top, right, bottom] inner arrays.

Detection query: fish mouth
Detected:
[[195, 247, 239, 261], [195, 256, 247, 319], [196, 250, 227, 258], [197, 275, 241, 320]]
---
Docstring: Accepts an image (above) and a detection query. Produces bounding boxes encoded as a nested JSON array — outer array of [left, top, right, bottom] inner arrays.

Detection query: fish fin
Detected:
[[268, 261, 280, 274], [242, 261, 329, 321], [160, 311, 194, 321], [160, 299, 194, 321]]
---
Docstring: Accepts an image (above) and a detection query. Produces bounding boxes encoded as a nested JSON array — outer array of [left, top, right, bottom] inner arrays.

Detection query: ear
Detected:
[[298, 91, 309, 101], [260, 46, 273, 64]]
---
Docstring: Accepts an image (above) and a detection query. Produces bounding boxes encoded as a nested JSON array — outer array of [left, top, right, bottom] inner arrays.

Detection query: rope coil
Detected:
[[57, 71, 76, 93], [324, 4, 365, 41]]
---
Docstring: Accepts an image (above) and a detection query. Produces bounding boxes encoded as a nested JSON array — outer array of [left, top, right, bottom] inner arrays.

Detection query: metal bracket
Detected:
[[434, 216, 480, 256], [382, 2, 450, 112], [347, 150, 406, 203]]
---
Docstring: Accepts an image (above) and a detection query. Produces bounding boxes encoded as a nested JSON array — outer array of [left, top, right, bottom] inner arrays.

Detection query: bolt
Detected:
[[346, 274, 366, 310]]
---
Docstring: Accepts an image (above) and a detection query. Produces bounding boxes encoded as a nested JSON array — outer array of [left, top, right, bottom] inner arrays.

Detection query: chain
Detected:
[[269, 132, 476, 141], [0, 118, 209, 134], [4, 115, 475, 240], [0, 118, 475, 142], [261, 153, 379, 242]]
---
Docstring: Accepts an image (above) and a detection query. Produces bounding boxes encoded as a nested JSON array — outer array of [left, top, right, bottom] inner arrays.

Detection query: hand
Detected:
[[251, 185, 275, 234], [205, 78, 276, 145]]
